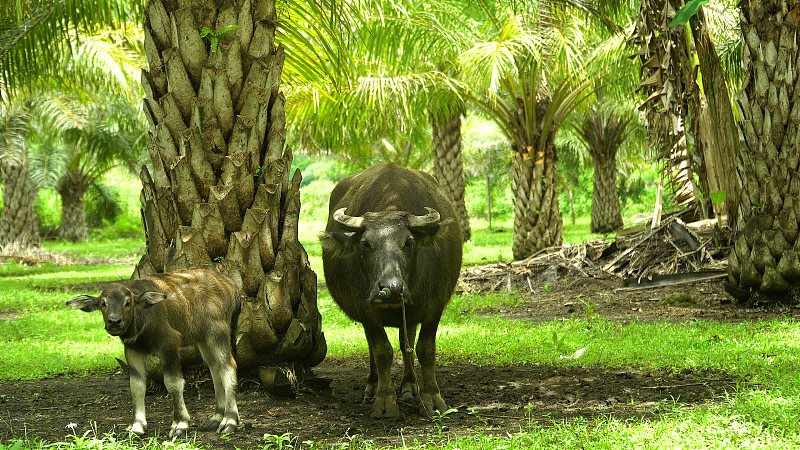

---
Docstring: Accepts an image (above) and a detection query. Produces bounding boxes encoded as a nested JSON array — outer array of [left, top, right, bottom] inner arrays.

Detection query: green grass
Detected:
[[4, 218, 800, 449], [42, 237, 144, 260]]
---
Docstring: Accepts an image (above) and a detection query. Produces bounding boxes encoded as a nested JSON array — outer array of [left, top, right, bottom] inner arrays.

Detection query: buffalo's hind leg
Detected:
[[416, 318, 449, 417], [363, 326, 399, 418], [197, 340, 240, 434], [398, 324, 419, 403], [161, 346, 191, 438]]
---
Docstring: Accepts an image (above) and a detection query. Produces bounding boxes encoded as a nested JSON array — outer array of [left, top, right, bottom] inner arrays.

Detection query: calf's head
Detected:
[[320, 207, 451, 305], [67, 284, 166, 336]]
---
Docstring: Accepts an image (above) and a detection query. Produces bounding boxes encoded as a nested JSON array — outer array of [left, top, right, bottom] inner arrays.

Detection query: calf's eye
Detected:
[[361, 240, 371, 249]]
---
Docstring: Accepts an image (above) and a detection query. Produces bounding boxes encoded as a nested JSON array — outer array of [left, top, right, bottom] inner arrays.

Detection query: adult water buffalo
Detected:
[[67, 268, 241, 437], [320, 162, 463, 418]]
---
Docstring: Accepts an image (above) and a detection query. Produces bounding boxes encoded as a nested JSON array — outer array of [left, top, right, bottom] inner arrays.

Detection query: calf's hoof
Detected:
[[200, 420, 220, 432], [168, 427, 188, 439]]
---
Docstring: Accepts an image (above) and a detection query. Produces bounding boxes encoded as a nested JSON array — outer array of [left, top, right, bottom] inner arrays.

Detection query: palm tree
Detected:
[[727, 0, 800, 297], [571, 106, 630, 233], [137, 0, 325, 374], [28, 91, 147, 242], [0, 0, 139, 247], [0, 98, 40, 246], [282, 0, 474, 241], [629, 0, 740, 220], [460, 5, 599, 260]]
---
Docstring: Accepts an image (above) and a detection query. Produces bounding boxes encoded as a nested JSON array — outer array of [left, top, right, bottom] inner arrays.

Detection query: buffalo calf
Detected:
[[67, 268, 241, 437]]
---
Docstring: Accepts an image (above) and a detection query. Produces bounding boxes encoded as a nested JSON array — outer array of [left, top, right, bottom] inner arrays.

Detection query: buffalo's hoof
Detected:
[[370, 399, 400, 419], [399, 390, 415, 403], [420, 394, 450, 418]]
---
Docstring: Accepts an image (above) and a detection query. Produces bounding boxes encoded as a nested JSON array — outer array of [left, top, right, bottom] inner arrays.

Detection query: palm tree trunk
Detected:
[[728, 0, 800, 296], [511, 140, 562, 260], [0, 148, 40, 247], [431, 113, 471, 241], [56, 169, 89, 242], [137, 0, 325, 377], [590, 151, 623, 233]]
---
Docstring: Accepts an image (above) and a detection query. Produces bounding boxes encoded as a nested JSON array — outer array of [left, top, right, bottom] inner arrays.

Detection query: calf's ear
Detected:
[[67, 295, 101, 312], [137, 291, 167, 308]]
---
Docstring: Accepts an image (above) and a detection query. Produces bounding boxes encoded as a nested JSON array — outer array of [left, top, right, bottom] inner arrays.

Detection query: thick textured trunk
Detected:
[[0, 149, 40, 247], [56, 169, 89, 243], [728, 0, 800, 297], [431, 113, 471, 241], [511, 141, 562, 260], [590, 152, 623, 234], [137, 0, 325, 376]]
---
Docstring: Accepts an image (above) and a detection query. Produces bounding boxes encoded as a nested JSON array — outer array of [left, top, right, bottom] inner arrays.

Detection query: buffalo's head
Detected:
[[320, 207, 451, 306], [67, 284, 166, 336]]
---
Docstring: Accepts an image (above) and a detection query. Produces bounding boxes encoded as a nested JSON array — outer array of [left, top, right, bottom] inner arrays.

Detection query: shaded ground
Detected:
[[3, 269, 796, 449]]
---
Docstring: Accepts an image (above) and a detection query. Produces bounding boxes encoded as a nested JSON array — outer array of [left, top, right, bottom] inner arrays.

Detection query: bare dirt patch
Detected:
[[2, 271, 793, 449]]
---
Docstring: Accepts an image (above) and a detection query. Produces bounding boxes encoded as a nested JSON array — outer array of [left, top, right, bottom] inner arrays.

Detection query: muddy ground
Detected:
[[1, 268, 798, 449]]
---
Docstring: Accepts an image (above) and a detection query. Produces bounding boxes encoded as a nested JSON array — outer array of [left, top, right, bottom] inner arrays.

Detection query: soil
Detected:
[[2, 269, 798, 449]]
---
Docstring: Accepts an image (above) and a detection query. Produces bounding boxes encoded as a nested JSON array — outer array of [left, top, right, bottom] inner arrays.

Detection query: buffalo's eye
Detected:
[[404, 238, 415, 249], [100, 300, 107, 309], [125, 300, 131, 307], [361, 240, 371, 250]]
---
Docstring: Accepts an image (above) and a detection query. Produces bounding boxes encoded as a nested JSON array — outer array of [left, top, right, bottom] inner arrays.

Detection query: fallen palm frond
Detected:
[[460, 209, 731, 295]]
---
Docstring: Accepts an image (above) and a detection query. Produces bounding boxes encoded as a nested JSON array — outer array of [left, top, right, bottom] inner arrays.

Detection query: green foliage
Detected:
[[670, 0, 712, 27], [37, 189, 61, 237], [200, 25, 239, 53]]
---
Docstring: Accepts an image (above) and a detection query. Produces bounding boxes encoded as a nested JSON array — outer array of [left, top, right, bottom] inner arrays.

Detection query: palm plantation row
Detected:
[[2, 0, 799, 368]]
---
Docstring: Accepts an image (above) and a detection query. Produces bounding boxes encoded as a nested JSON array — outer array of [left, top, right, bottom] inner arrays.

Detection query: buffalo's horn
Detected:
[[408, 207, 441, 229], [333, 208, 365, 230]]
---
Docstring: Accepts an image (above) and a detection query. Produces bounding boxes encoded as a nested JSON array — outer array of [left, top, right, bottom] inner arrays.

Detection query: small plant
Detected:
[[583, 299, 596, 320], [263, 432, 297, 449], [200, 25, 239, 52], [542, 284, 551, 293]]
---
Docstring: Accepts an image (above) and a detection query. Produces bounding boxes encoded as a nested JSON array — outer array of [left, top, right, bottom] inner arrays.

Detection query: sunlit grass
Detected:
[[42, 237, 144, 260]]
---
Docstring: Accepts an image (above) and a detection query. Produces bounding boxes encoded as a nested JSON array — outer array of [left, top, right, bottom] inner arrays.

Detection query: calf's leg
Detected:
[[125, 347, 148, 436], [161, 347, 191, 438], [197, 340, 240, 433], [416, 318, 448, 416], [363, 325, 399, 418]]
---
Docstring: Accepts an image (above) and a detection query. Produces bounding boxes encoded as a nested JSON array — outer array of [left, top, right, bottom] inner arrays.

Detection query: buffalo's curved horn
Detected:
[[333, 208, 365, 230], [408, 207, 441, 229]]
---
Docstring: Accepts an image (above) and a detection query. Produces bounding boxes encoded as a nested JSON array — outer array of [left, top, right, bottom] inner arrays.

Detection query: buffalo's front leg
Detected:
[[398, 324, 418, 403], [416, 319, 448, 416], [363, 326, 399, 418], [125, 348, 148, 436]]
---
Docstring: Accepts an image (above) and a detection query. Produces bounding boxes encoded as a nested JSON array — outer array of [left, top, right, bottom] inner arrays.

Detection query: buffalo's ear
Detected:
[[415, 218, 454, 247], [137, 291, 167, 308], [67, 295, 101, 312], [319, 231, 360, 257]]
